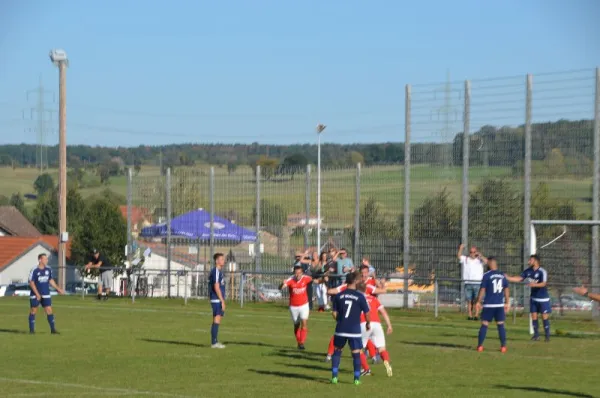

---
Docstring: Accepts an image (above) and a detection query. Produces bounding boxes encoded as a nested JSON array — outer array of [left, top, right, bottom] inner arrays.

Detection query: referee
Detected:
[[85, 249, 113, 301]]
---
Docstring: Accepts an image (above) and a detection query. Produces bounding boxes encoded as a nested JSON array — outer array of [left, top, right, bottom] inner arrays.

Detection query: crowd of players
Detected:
[[25, 244, 600, 385]]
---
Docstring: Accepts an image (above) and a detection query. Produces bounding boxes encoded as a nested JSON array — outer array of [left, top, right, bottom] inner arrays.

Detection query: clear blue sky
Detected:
[[1, 0, 599, 147]]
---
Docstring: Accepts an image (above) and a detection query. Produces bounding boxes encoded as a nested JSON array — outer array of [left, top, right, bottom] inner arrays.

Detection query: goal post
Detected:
[[530, 219, 600, 320]]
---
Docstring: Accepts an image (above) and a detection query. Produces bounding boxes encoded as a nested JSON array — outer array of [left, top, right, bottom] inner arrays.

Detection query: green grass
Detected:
[[0, 296, 599, 397]]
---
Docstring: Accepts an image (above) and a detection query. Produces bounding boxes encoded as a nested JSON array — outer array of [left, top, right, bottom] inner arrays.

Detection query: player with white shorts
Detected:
[[358, 282, 393, 377], [281, 264, 313, 350]]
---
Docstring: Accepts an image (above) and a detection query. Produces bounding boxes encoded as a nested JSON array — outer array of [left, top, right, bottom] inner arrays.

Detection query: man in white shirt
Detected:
[[457, 244, 487, 320]]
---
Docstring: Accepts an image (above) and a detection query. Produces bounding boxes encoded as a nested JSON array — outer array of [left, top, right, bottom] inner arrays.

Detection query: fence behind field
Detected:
[[124, 68, 600, 319]]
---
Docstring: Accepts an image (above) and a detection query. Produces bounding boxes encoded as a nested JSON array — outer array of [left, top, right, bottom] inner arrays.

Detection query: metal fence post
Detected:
[[240, 271, 245, 308], [354, 163, 361, 262], [255, 166, 262, 272], [592, 67, 600, 319], [127, 168, 133, 274], [210, 167, 215, 263], [304, 164, 311, 251], [166, 168, 172, 299], [184, 270, 188, 306], [460, 80, 471, 313], [403, 84, 411, 309], [434, 277, 439, 318], [523, 74, 533, 313]]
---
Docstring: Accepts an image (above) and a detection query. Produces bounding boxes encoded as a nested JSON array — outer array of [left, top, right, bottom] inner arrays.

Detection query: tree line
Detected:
[[0, 119, 593, 170]]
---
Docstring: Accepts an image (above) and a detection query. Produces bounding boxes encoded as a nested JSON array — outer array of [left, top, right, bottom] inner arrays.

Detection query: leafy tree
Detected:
[[87, 189, 127, 206], [32, 187, 85, 235], [71, 198, 127, 273], [253, 199, 287, 228], [347, 151, 365, 166], [9, 193, 27, 217], [33, 173, 54, 196], [411, 188, 460, 239], [227, 162, 237, 176], [133, 159, 142, 174], [253, 156, 279, 180], [278, 153, 308, 179], [98, 165, 110, 184]]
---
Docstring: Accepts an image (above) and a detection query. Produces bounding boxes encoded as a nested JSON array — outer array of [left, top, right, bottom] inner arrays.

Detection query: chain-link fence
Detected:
[[121, 68, 599, 319]]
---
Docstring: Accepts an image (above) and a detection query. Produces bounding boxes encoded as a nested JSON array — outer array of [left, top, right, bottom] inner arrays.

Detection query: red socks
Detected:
[[380, 350, 390, 362], [327, 336, 335, 356], [300, 329, 308, 344], [366, 340, 377, 358], [295, 328, 302, 344], [360, 351, 370, 371]]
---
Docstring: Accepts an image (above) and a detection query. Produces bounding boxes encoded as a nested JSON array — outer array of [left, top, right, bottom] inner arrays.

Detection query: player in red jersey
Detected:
[[357, 282, 393, 377], [325, 273, 385, 363], [280, 264, 313, 350], [359, 265, 383, 362]]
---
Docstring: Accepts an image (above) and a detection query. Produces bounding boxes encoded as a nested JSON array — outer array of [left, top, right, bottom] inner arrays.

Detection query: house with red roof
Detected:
[[0, 236, 76, 285]]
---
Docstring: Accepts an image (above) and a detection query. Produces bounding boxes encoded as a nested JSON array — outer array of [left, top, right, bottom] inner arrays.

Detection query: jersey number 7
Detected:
[[344, 300, 353, 318]]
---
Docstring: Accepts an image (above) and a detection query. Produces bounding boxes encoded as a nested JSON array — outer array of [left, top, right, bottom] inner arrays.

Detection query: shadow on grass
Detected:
[[223, 341, 285, 349], [494, 385, 595, 398], [248, 369, 325, 383], [401, 341, 473, 350], [277, 348, 326, 358], [0, 328, 28, 334], [139, 338, 207, 348], [276, 362, 345, 373], [266, 349, 324, 362]]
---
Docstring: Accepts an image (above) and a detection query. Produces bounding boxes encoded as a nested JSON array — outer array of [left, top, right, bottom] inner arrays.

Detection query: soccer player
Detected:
[[474, 257, 510, 352], [280, 264, 313, 349], [209, 253, 226, 349], [28, 253, 64, 334], [505, 254, 551, 342], [325, 276, 383, 362], [357, 282, 393, 377], [330, 272, 371, 385]]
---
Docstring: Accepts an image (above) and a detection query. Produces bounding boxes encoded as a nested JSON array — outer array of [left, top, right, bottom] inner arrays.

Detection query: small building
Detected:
[[287, 212, 321, 228], [0, 236, 76, 285], [0, 206, 41, 237]]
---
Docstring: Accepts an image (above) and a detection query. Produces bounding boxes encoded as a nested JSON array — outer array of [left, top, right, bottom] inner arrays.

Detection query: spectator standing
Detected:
[[457, 244, 487, 320], [85, 249, 113, 301], [312, 251, 329, 311], [336, 248, 354, 278]]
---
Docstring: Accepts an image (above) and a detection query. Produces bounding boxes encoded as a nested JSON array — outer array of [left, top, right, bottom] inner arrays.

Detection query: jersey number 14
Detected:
[[492, 279, 503, 294]]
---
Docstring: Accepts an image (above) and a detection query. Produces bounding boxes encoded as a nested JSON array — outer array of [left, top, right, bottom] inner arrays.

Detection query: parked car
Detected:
[[258, 283, 282, 301], [0, 285, 9, 297], [5, 283, 68, 297], [559, 294, 593, 310], [66, 282, 99, 295]]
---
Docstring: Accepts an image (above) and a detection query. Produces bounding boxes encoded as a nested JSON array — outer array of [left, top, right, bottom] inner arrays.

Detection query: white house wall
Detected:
[[0, 245, 51, 285]]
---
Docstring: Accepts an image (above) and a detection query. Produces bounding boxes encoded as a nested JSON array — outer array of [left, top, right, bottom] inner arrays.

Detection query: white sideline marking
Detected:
[[0, 377, 196, 398]]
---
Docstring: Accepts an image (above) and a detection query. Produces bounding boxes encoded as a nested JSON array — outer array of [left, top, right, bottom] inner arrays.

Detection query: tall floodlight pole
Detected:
[[50, 49, 68, 290], [316, 124, 327, 253]]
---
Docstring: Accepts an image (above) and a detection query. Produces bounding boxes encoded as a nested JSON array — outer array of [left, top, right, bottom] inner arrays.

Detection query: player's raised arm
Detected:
[[457, 244, 464, 260], [504, 274, 523, 283], [573, 286, 600, 302]]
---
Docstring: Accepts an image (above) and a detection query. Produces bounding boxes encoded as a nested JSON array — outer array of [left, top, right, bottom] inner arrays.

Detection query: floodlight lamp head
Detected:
[[316, 124, 327, 134], [49, 49, 68, 66]]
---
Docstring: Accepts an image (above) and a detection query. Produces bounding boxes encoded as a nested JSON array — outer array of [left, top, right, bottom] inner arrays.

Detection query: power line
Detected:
[[22, 76, 55, 173]]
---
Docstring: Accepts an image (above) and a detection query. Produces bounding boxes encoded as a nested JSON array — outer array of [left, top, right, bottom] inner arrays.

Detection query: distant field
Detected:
[[0, 165, 593, 225]]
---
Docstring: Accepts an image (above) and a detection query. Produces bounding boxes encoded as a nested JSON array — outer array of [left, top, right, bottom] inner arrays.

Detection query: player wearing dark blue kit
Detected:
[[28, 253, 64, 334], [209, 253, 226, 349], [474, 257, 509, 352], [506, 254, 551, 341], [330, 272, 371, 386]]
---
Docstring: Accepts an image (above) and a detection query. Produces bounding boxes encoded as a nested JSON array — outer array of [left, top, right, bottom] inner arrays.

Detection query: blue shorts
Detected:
[[211, 301, 225, 317], [530, 299, 552, 314], [333, 335, 363, 351], [481, 306, 506, 323], [465, 284, 479, 301], [30, 296, 51, 308]]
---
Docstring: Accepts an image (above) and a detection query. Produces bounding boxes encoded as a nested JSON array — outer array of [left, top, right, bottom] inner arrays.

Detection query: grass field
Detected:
[[1, 296, 599, 398], [1, 164, 593, 226]]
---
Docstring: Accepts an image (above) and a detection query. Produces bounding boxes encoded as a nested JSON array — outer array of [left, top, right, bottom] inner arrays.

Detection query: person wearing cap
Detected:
[[84, 249, 113, 301]]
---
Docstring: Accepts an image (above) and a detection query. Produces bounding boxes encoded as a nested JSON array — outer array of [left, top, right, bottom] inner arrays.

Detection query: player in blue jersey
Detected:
[[28, 253, 65, 334], [209, 252, 226, 349], [474, 257, 509, 353], [330, 272, 371, 386], [506, 254, 551, 342]]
